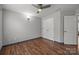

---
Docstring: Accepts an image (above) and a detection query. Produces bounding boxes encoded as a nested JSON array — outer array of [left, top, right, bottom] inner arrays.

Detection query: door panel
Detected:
[[64, 16, 77, 45]]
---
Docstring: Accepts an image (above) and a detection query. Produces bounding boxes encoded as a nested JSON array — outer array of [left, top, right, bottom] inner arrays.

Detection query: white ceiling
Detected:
[[2, 4, 79, 17]]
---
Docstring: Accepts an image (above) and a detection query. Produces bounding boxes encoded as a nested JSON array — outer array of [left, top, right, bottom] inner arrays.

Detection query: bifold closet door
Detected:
[[42, 17, 54, 40]]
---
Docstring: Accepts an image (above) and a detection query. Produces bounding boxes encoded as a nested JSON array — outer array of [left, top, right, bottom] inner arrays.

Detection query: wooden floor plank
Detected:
[[0, 38, 78, 55]]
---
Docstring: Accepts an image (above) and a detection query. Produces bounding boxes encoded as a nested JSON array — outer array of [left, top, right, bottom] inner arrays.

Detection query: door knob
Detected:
[[64, 31, 67, 32]]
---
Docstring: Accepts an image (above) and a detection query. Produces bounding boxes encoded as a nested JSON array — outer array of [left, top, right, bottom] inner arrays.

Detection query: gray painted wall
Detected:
[[3, 9, 41, 45]]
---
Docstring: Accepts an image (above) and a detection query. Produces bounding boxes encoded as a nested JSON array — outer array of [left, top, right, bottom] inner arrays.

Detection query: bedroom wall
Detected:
[[42, 10, 64, 43], [53, 10, 64, 42], [3, 9, 41, 46], [0, 5, 2, 50]]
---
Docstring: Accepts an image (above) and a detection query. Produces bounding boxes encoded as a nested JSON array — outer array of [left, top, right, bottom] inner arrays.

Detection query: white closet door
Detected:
[[42, 18, 54, 40]]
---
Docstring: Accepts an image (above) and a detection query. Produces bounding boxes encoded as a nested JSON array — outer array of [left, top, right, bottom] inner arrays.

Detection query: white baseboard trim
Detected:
[[42, 36, 54, 41], [3, 35, 41, 46]]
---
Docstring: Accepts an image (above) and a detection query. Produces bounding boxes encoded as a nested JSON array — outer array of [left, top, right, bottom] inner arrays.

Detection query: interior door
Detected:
[[64, 16, 77, 45]]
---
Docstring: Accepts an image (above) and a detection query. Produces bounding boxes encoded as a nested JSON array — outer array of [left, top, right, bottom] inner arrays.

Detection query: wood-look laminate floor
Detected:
[[0, 38, 78, 55]]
